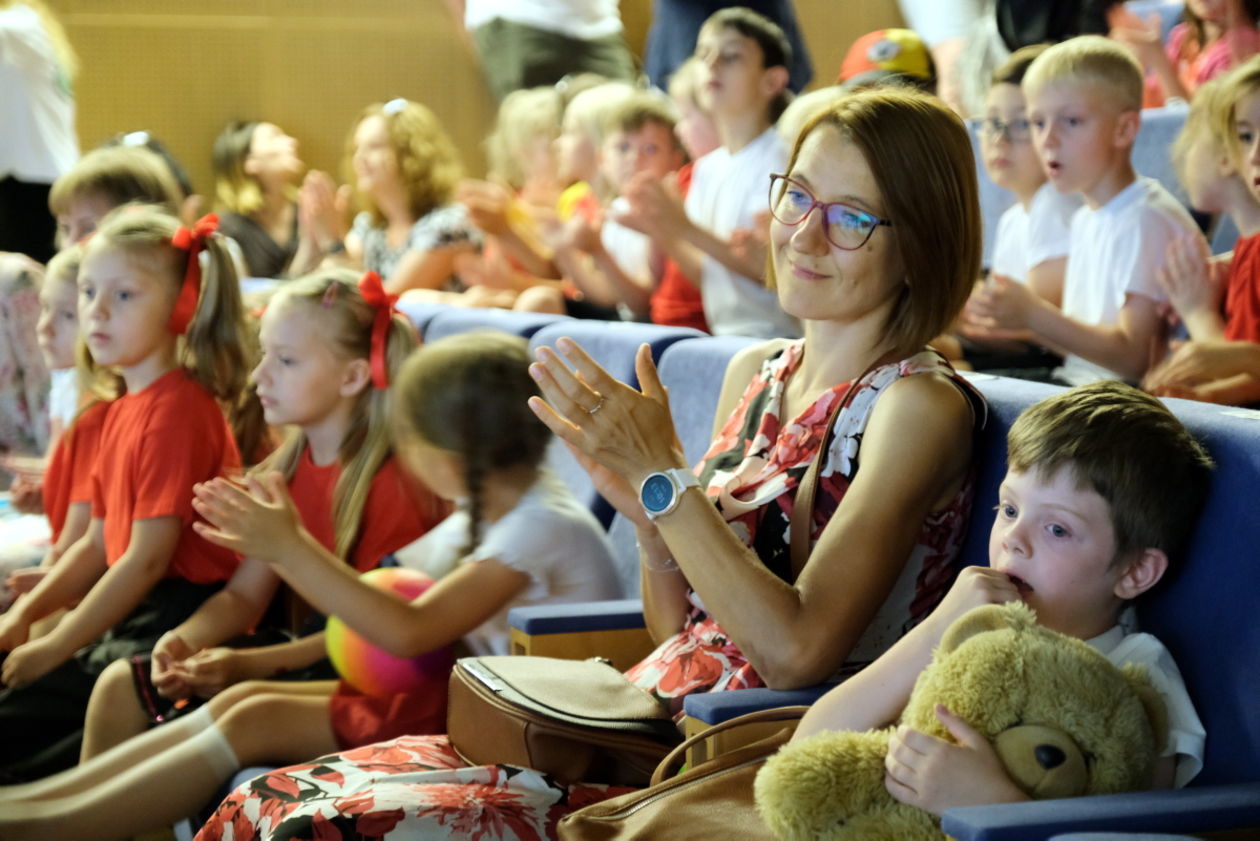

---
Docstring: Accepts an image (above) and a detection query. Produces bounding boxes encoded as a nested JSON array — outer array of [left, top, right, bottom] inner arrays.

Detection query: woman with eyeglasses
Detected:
[[184, 86, 985, 841], [529, 84, 984, 705]]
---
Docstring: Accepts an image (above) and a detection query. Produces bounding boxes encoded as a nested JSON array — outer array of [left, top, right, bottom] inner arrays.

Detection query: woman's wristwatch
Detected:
[[639, 469, 700, 520]]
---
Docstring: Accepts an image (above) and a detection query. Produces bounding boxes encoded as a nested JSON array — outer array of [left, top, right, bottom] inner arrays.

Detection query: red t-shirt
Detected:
[[43, 400, 110, 543], [287, 446, 447, 571], [91, 369, 242, 584], [1224, 233, 1260, 343], [649, 163, 710, 333]]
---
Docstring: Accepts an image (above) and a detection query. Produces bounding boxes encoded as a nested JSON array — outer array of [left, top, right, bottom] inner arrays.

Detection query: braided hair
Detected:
[[392, 331, 552, 556]]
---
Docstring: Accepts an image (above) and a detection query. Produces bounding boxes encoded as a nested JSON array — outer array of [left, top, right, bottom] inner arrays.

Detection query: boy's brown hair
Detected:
[[991, 43, 1052, 87], [49, 146, 182, 216], [1006, 381, 1214, 564], [601, 92, 681, 148], [770, 87, 980, 350], [1023, 35, 1144, 113], [701, 7, 792, 122]]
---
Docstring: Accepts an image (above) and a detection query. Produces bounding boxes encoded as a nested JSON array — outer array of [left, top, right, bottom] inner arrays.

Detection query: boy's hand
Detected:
[[619, 172, 686, 237], [191, 473, 303, 565], [885, 704, 1029, 816], [967, 274, 1038, 331], [1, 635, 65, 687], [924, 567, 1022, 637]]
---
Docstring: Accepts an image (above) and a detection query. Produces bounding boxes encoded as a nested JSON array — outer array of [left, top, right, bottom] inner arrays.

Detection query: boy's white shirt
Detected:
[[990, 182, 1081, 283], [1087, 607, 1206, 788], [685, 127, 802, 339], [1054, 176, 1200, 385]]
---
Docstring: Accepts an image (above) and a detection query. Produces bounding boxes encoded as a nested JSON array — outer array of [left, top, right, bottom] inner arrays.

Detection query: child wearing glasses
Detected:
[[969, 36, 1203, 387], [936, 46, 1081, 376]]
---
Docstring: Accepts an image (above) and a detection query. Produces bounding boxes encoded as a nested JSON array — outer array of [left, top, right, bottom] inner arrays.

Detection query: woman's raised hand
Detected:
[[192, 473, 302, 565], [528, 339, 686, 500]]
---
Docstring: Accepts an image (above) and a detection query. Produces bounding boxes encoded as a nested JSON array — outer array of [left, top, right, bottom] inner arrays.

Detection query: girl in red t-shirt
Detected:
[[61, 267, 446, 759], [1146, 67, 1260, 404], [0, 205, 250, 781]]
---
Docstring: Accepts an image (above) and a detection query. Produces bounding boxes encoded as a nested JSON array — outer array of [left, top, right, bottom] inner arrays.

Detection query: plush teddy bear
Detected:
[[754, 602, 1166, 841]]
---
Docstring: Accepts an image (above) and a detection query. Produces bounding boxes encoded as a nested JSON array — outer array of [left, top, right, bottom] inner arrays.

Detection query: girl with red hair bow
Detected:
[[0, 205, 248, 781]]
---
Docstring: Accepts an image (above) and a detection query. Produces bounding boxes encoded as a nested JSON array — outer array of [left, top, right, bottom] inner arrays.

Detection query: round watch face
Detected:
[[641, 473, 675, 513]]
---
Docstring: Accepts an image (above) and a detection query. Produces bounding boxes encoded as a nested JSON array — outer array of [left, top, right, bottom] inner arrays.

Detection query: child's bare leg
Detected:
[[0, 681, 339, 841], [81, 658, 150, 760]]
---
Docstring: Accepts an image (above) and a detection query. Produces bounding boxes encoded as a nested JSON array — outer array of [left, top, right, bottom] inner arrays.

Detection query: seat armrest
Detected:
[[508, 599, 646, 634], [941, 782, 1260, 841], [508, 599, 652, 671], [682, 685, 834, 726], [679, 685, 834, 766]]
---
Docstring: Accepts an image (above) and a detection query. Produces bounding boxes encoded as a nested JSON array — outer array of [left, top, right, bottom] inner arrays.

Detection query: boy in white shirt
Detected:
[[941, 44, 1081, 375], [621, 7, 800, 338], [794, 380, 1212, 813], [970, 36, 1202, 385], [552, 92, 685, 320]]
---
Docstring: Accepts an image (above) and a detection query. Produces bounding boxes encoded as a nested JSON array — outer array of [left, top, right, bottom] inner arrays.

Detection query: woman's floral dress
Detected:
[[195, 341, 981, 841]]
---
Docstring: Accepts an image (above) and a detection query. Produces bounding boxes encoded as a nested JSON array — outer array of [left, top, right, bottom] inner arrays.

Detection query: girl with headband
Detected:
[[0, 331, 621, 841], [304, 98, 481, 295], [0, 205, 249, 781]]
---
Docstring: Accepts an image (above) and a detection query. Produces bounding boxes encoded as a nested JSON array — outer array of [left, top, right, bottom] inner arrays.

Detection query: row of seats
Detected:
[[183, 303, 1259, 839]]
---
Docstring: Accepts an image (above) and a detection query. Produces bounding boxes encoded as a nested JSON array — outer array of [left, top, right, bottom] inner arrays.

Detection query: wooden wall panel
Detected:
[[45, 1, 905, 201]]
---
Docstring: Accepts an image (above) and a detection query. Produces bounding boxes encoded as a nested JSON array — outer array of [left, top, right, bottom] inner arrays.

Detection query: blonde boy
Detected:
[[793, 381, 1211, 813], [970, 36, 1202, 386], [554, 93, 685, 318]]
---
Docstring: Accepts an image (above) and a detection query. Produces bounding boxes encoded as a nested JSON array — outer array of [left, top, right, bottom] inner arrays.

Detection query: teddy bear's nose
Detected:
[[1035, 744, 1067, 769]]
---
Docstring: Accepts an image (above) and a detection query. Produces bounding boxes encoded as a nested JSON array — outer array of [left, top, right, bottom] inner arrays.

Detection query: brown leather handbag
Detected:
[[556, 705, 808, 841], [446, 655, 682, 787]]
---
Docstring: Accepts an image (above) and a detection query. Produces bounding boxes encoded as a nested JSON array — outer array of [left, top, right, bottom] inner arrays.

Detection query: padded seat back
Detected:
[[423, 305, 568, 342], [1139, 398, 1260, 786], [528, 321, 705, 533]]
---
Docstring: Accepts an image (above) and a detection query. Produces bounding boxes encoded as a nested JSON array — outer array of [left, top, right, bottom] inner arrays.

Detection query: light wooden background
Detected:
[[48, 0, 905, 196]]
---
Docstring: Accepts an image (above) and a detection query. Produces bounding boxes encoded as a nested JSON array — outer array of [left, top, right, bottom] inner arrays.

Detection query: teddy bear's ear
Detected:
[[938, 602, 1038, 654], [1122, 663, 1168, 754]]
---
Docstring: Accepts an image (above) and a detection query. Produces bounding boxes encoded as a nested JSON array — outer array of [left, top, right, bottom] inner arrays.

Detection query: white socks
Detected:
[[186, 721, 241, 779]]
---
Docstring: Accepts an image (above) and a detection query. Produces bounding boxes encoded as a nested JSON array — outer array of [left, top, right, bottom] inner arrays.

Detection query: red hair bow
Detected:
[[357, 271, 399, 389], [168, 213, 220, 335]]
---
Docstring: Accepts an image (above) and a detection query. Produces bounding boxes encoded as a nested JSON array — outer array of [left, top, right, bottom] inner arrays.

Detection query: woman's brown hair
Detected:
[[771, 87, 981, 350]]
